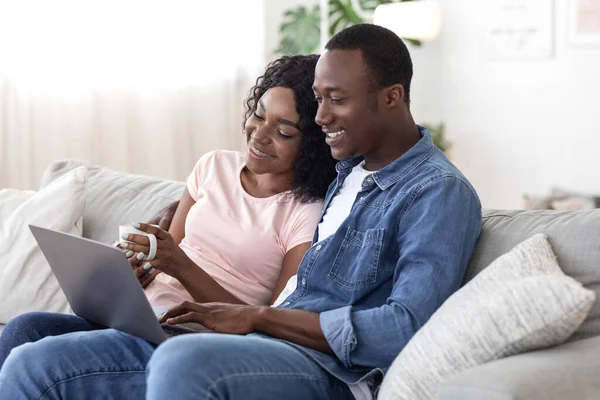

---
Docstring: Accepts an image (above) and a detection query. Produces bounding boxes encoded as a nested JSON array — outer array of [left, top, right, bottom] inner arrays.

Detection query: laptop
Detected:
[[29, 225, 207, 345]]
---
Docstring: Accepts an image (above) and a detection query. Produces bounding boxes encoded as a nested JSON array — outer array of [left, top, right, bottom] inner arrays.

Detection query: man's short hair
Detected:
[[326, 24, 413, 104]]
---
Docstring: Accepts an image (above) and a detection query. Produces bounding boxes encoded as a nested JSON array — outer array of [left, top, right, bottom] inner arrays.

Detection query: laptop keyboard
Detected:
[[160, 323, 197, 337]]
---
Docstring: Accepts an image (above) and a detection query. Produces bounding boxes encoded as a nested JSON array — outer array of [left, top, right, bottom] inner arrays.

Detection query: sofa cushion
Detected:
[[437, 335, 600, 400], [40, 160, 185, 245], [467, 209, 600, 341], [0, 167, 87, 324], [378, 234, 595, 400]]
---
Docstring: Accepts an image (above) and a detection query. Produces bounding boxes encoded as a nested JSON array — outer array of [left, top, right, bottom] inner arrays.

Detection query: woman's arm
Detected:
[[167, 189, 195, 244], [269, 242, 311, 305], [125, 221, 247, 304], [133, 193, 312, 305]]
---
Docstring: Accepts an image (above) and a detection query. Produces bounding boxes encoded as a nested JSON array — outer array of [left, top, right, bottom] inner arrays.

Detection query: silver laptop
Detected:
[[29, 225, 200, 345]]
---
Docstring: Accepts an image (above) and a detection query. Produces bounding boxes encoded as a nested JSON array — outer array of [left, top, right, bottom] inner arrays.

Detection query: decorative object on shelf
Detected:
[[481, 0, 554, 60], [568, 0, 600, 46], [522, 187, 600, 211], [422, 122, 450, 154], [276, 0, 442, 55]]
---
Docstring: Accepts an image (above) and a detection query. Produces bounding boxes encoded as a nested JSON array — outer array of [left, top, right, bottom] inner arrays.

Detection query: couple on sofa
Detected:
[[0, 24, 482, 399]]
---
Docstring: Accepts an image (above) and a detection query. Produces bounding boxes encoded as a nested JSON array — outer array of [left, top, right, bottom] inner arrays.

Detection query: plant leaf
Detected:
[[275, 1, 423, 55], [275, 5, 321, 55]]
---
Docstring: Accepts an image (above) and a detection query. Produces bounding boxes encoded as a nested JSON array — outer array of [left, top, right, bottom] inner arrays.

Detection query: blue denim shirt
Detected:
[[271, 126, 482, 385]]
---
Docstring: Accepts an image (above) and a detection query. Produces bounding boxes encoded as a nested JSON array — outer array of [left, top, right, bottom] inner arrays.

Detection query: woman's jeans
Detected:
[[0, 312, 353, 399]]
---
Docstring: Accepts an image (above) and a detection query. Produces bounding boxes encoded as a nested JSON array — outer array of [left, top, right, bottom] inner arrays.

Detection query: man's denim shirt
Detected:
[[275, 126, 482, 385]]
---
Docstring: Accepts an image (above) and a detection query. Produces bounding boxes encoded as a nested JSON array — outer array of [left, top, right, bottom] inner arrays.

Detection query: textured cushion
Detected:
[[40, 160, 185, 244], [378, 234, 596, 400], [467, 209, 600, 341], [0, 167, 87, 323]]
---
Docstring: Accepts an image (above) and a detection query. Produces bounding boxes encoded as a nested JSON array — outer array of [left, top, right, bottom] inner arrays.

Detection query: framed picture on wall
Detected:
[[569, 0, 600, 45], [482, 0, 554, 60]]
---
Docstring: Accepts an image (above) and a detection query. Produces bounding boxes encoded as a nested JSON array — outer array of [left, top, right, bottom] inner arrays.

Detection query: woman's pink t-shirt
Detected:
[[144, 150, 322, 307]]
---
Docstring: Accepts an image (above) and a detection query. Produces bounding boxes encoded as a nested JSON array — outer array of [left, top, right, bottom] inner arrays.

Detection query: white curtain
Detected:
[[0, 0, 265, 189]]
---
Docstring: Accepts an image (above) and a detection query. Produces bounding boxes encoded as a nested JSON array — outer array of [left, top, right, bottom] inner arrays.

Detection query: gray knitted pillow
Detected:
[[378, 234, 596, 400]]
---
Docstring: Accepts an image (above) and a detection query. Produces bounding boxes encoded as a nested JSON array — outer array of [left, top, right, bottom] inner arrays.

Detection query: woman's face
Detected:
[[244, 87, 302, 176]]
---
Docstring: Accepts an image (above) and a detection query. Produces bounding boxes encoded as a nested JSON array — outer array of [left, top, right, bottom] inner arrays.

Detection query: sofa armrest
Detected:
[[436, 335, 600, 400]]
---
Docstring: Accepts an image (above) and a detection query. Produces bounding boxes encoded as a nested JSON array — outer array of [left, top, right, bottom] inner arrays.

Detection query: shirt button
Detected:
[[315, 245, 322, 251], [359, 197, 365, 202], [367, 177, 373, 183], [301, 278, 307, 285], [283, 301, 290, 306]]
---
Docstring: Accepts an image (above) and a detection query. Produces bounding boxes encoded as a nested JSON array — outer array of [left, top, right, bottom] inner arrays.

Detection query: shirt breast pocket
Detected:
[[328, 227, 384, 287]]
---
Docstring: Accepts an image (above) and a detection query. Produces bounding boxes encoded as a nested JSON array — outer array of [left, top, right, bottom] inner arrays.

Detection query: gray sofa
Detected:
[[14, 160, 600, 398]]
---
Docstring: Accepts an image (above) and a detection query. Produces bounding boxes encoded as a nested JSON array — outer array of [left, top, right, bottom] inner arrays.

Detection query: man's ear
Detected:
[[383, 84, 405, 108]]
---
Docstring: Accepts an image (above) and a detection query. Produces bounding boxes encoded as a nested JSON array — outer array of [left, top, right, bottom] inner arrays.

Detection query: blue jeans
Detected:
[[0, 312, 353, 399]]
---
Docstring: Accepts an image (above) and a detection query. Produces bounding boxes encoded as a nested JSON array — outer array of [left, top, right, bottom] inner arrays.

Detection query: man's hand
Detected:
[[158, 301, 263, 335], [148, 200, 180, 231]]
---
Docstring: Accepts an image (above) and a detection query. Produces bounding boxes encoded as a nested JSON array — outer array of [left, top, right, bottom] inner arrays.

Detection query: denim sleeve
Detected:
[[319, 176, 482, 369]]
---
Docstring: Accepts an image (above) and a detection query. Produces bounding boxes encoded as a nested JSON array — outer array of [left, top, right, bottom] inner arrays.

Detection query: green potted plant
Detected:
[[276, 0, 421, 55]]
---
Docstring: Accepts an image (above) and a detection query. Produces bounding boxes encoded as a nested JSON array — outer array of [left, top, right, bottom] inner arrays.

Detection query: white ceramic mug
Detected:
[[119, 224, 158, 261]]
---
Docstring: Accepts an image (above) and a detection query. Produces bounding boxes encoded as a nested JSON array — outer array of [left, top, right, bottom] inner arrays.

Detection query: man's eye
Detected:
[[331, 98, 344, 104], [314, 96, 323, 103], [253, 112, 264, 120]]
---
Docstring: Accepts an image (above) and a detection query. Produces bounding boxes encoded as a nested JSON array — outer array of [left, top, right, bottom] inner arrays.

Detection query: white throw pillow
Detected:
[[378, 234, 596, 400], [0, 167, 87, 323], [0, 189, 36, 221]]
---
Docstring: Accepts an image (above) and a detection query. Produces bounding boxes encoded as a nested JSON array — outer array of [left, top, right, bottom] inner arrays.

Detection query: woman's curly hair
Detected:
[[243, 54, 337, 203]]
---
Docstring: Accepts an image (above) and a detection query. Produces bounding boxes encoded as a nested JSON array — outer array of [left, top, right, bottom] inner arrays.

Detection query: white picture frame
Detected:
[[568, 0, 600, 45], [482, 0, 554, 60]]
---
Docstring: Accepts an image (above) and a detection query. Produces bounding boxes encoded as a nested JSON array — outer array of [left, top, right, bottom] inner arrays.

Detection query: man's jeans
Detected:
[[0, 312, 353, 399]]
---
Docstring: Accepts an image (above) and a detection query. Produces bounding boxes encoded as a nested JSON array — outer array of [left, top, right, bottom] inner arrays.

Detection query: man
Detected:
[[145, 23, 482, 400], [1, 24, 482, 400]]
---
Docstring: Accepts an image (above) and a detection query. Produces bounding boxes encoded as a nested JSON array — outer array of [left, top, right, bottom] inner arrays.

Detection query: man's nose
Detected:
[[315, 104, 333, 127]]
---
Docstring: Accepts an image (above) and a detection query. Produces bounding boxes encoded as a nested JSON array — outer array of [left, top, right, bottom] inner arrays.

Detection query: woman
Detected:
[[0, 54, 336, 370], [122, 53, 336, 309]]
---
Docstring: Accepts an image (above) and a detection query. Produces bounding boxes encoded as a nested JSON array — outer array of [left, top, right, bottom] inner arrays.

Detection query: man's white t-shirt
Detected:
[[317, 161, 372, 243], [273, 161, 375, 400]]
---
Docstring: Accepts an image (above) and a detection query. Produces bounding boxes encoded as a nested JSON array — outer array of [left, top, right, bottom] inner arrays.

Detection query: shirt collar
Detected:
[[334, 125, 435, 190]]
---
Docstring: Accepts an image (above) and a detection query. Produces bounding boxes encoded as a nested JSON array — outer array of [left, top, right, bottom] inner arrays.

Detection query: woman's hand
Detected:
[[113, 240, 161, 288], [118, 222, 194, 280], [158, 301, 263, 335]]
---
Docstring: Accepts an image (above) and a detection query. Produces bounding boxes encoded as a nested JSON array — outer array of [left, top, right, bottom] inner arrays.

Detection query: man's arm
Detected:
[[146, 188, 194, 244], [254, 308, 333, 354], [147, 200, 180, 232], [161, 177, 481, 367], [159, 301, 333, 353], [317, 177, 482, 368]]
